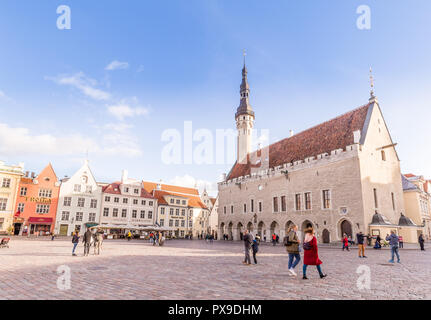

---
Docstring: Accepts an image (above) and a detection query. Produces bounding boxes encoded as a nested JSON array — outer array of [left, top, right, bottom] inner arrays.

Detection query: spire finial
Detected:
[[369, 67, 375, 98], [85, 149, 89, 165], [243, 49, 246, 66]]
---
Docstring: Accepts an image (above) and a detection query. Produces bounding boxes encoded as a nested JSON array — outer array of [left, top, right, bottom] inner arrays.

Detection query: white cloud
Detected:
[[0, 123, 142, 158], [46, 72, 111, 101], [105, 60, 129, 71], [107, 103, 149, 121], [0, 90, 13, 102], [0, 123, 97, 156], [169, 174, 218, 196]]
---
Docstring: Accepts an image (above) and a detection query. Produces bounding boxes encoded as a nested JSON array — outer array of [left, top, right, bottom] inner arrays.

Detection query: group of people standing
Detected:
[[342, 230, 427, 263], [71, 228, 104, 256], [149, 231, 165, 246], [242, 225, 327, 280]]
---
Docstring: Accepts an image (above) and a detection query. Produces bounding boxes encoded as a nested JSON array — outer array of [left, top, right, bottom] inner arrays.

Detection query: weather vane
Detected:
[[369, 67, 375, 98]]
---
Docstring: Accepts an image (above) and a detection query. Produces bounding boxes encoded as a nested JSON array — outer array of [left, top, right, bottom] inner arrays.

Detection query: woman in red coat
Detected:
[[302, 228, 327, 280], [342, 233, 350, 251]]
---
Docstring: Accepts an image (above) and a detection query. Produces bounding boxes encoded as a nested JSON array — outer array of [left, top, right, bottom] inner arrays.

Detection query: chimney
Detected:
[[121, 170, 128, 183], [353, 130, 361, 144], [25, 171, 29, 177], [290, 130, 294, 137], [222, 173, 227, 181], [31, 172, 35, 179]]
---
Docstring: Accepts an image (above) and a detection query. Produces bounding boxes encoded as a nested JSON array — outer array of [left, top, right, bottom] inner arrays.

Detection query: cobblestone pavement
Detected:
[[0, 238, 430, 300]]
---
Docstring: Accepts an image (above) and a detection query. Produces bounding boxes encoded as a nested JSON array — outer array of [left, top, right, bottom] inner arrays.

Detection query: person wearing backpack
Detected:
[[285, 224, 301, 276], [302, 227, 327, 280], [251, 236, 260, 264]]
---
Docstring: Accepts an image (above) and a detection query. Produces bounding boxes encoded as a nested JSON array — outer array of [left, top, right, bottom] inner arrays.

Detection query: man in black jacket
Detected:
[[356, 232, 367, 258], [243, 229, 253, 265]]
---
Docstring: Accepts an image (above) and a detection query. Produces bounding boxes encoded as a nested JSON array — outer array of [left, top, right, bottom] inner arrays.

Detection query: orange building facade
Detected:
[[13, 164, 60, 236]]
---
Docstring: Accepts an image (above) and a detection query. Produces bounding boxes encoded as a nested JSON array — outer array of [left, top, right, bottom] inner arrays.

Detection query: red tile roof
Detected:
[[152, 190, 207, 209], [102, 181, 154, 199], [142, 181, 200, 196], [228, 103, 371, 180], [143, 181, 207, 209]]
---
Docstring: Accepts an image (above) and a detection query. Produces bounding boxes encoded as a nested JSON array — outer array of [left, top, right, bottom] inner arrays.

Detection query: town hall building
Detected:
[[218, 63, 420, 243]]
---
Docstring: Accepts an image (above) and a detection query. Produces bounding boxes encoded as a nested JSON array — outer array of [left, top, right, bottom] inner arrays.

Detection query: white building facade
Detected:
[[100, 171, 157, 232], [54, 161, 102, 236]]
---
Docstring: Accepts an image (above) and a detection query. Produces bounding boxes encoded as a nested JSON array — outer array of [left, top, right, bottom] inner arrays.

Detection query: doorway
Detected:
[[59, 224, 68, 236], [322, 229, 330, 243], [340, 220, 353, 238], [13, 223, 22, 235]]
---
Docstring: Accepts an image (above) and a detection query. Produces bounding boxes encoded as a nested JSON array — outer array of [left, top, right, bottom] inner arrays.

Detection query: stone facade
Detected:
[[217, 65, 411, 243], [402, 174, 431, 240]]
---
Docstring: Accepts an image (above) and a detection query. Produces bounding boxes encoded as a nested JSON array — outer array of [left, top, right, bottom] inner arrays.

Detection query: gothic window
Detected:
[[281, 196, 286, 212], [305, 193, 312, 210], [273, 197, 279, 213], [322, 190, 331, 209], [295, 194, 301, 211], [373, 188, 378, 208]]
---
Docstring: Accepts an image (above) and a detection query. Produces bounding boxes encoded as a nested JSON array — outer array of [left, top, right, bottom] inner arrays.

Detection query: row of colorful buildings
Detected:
[[0, 160, 218, 238]]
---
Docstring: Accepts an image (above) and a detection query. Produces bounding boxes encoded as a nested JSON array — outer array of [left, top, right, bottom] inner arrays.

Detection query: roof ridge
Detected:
[[264, 102, 371, 151]]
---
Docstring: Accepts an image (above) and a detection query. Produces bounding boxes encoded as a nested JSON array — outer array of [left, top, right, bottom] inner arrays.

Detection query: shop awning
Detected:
[[85, 223, 99, 228], [28, 217, 53, 224]]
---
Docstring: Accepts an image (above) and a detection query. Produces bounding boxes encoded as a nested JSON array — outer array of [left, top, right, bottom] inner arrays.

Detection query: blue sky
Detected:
[[0, 0, 430, 195]]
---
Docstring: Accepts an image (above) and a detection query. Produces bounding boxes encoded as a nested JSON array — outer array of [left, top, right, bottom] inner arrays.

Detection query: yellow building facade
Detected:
[[402, 174, 431, 241], [0, 161, 24, 234]]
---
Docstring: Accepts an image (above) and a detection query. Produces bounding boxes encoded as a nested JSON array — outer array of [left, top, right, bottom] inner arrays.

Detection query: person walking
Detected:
[[342, 233, 350, 251], [356, 231, 367, 258], [285, 224, 301, 276], [302, 227, 327, 280], [386, 231, 400, 263], [82, 229, 93, 257], [398, 235, 404, 249], [127, 231, 132, 241], [71, 231, 79, 256], [251, 237, 259, 264], [243, 229, 253, 265], [272, 233, 277, 246], [419, 233, 425, 251]]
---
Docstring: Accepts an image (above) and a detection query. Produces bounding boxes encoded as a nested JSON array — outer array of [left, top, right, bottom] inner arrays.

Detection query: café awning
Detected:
[[28, 217, 53, 224]]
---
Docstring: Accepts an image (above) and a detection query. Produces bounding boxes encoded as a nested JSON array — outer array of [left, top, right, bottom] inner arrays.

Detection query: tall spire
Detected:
[[236, 50, 254, 119], [369, 67, 377, 102]]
